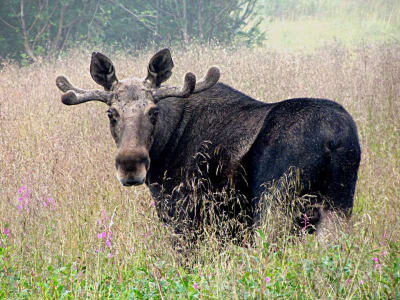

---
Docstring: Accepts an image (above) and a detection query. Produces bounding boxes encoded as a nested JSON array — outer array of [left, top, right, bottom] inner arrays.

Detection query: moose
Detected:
[[56, 48, 361, 241]]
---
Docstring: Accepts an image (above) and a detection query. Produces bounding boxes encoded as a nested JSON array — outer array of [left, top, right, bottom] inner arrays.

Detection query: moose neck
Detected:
[[149, 97, 186, 163]]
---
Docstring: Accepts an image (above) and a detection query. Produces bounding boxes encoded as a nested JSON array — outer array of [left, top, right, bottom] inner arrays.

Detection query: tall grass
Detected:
[[1, 42, 399, 298]]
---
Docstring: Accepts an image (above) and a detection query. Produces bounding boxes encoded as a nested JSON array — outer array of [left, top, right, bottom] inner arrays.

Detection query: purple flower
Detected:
[[381, 250, 387, 257], [345, 278, 352, 285], [17, 186, 32, 213], [3, 228, 10, 237], [106, 239, 111, 248], [107, 253, 113, 258], [18, 186, 26, 195], [193, 282, 199, 289], [265, 277, 271, 283], [18, 186, 30, 197], [97, 232, 106, 239], [372, 257, 379, 263], [43, 197, 56, 209], [152, 201, 156, 207], [359, 280, 364, 285]]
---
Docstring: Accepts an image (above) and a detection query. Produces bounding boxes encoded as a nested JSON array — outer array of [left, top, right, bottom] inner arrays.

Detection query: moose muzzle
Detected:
[[115, 149, 149, 186]]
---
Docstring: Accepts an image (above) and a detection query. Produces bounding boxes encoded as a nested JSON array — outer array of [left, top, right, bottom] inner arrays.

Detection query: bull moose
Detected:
[[56, 48, 361, 241]]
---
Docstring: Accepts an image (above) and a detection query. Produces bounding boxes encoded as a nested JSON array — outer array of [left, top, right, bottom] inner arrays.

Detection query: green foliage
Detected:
[[0, 0, 264, 62], [1, 234, 399, 298]]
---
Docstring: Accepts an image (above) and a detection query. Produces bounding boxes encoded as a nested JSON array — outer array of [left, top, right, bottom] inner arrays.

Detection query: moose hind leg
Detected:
[[316, 146, 360, 240]]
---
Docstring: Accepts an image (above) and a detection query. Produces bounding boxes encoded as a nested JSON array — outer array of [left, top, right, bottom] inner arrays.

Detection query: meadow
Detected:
[[1, 3, 400, 298]]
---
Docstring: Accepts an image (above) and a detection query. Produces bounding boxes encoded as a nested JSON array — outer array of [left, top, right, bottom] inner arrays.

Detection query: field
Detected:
[[1, 4, 400, 298]]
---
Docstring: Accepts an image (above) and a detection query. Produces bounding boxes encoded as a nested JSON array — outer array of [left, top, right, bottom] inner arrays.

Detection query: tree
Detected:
[[112, 0, 264, 45], [0, 0, 102, 61], [0, 0, 264, 62]]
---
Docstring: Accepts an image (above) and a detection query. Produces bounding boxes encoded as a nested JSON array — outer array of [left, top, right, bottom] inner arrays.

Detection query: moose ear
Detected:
[[145, 48, 174, 88], [90, 52, 118, 91]]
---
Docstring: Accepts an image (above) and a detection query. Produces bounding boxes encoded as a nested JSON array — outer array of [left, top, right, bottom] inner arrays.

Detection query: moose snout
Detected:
[[115, 150, 149, 186]]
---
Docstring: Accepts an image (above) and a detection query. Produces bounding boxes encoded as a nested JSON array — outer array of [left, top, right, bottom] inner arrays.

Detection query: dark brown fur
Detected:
[[56, 49, 361, 243]]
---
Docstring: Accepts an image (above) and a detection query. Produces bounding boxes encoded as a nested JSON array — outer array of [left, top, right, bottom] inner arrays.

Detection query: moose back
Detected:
[[56, 49, 361, 238]]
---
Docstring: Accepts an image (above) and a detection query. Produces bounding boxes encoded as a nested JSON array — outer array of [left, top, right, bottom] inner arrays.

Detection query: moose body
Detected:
[[56, 49, 361, 240]]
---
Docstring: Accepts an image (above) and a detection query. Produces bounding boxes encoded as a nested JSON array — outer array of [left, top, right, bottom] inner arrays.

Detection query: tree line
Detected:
[[0, 0, 264, 63]]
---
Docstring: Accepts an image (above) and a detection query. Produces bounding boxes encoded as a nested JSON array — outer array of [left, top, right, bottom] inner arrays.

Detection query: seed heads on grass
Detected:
[[17, 185, 56, 214], [2, 42, 400, 298]]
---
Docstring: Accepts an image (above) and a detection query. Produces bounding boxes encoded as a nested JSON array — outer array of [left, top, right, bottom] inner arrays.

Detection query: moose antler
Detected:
[[152, 66, 220, 102], [56, 76, 112, 105], [152, 72, 196, 102], [193, 67, 220, 94]]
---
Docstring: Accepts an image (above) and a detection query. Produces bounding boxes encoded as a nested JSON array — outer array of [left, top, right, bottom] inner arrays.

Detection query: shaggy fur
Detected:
[[56, 49, 361, 242]]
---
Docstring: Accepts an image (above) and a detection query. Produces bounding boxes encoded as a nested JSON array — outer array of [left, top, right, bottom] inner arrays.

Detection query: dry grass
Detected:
[[0, 43, 399, 298]]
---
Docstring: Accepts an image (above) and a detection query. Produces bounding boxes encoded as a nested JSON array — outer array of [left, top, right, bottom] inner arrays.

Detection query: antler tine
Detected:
[[152, 72, 196, 102], [56, 76, 86, 93], [152, 66, 220, 102], [193, 67, 220, 94], [56, 75, 112, 105], [60, 90, 111, 105]]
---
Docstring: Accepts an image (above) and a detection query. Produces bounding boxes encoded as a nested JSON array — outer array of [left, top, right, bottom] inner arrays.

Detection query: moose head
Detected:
[[56, 49, 220, 187]]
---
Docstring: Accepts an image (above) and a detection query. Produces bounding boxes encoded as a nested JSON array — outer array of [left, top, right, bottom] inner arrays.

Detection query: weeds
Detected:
[[0, 42, 399, 298]]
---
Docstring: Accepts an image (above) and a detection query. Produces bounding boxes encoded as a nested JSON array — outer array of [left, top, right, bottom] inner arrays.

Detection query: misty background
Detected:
[[0, 0, 399, 64]]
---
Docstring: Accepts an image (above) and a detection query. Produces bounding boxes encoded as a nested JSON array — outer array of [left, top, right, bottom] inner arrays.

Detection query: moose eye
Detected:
[[148, 107, 159, 125], [107, 109, 113, 119], [106, 109, 118, 123]]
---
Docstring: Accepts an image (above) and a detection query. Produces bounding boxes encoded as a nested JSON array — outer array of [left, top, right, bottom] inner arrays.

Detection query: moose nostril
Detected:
[[115, 153, 149, 172], [123, 177, 145, 186]]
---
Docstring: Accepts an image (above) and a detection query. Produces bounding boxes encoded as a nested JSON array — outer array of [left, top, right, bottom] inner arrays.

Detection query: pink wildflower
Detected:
[[3, 228, 10, 237], [193, 282, 199, 289], [265, 277, 271, 283], [42, 197, 55, 209], [372, 257, 379, 263], [97, 232, 106, 239], [345, 278, 352, 285], [359, 280, 364, 285], [105, 230, 112, 247], [18, 186, 27, 195], [107, 253, 113, 258], [17, 186, 32, 213]]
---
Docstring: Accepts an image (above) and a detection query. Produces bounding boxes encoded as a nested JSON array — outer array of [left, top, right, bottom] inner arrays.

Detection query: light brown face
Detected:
[[107, 79, 159, 186], [55, 48, 219, 187]]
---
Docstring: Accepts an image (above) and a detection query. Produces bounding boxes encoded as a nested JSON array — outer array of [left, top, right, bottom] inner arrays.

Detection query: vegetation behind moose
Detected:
[[56, 48, 361, 244]]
